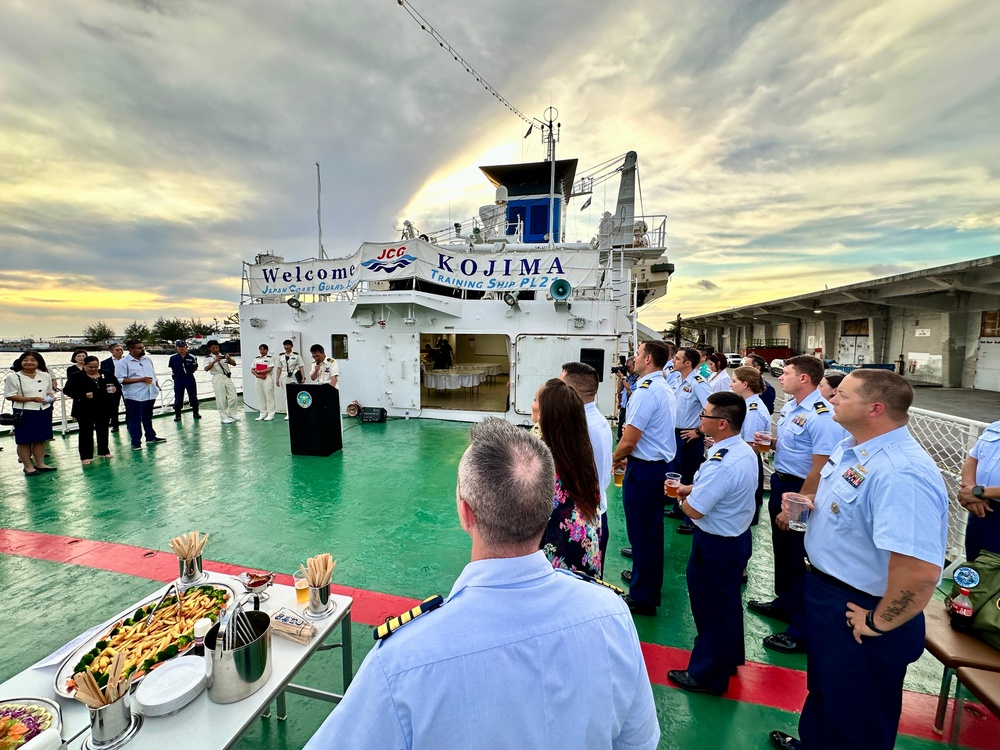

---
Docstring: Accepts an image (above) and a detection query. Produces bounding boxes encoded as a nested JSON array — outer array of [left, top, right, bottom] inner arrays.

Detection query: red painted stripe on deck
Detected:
[[2, 528, 997, 748]]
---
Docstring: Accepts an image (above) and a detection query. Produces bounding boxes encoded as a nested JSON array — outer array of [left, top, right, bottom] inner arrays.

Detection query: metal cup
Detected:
[[89, 694, 132, 746], [178, 555, 204, 584], [308, 583, 332, 615]]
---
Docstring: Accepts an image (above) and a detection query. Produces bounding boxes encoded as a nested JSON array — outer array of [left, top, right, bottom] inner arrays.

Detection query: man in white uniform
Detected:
[[203, 340, 240, 423], [275, 339, 305, 420], [252, 344, 275, 421]]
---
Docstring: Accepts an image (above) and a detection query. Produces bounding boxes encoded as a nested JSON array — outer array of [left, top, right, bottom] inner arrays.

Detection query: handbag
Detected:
[[1, 374, 26, 426], [949, 551, 1000, 649]]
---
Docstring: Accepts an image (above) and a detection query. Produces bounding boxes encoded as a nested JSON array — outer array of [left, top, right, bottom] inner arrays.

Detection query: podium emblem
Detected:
[[296, 391, 313, 409]]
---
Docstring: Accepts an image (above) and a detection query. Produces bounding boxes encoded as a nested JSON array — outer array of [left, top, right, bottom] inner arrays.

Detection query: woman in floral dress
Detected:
[[532, 378, 603, 578]]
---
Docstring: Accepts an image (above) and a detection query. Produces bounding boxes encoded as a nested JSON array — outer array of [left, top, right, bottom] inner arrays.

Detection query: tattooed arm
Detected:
[[845, 552, 941, 644]]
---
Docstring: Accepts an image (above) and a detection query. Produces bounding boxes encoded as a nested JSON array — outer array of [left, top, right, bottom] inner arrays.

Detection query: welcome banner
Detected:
[[247, 239, 599, 298]]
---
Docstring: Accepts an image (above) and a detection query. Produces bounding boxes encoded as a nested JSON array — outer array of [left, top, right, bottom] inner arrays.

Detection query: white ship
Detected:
[[238, 150, 673, 423]]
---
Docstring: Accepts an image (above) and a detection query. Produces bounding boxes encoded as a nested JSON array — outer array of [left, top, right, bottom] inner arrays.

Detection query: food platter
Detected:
[[54, 583, 233, 699], [0, 697, 62, 749]]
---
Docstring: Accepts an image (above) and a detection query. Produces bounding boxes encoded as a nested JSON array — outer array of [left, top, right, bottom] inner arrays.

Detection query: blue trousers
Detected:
[[674, 431, 705, 485], [686, 527, 752, 692], [125, 399, 157, 447], [966, 510, 1000, 559], [622, 458, 668, 607], [599, 512, 609, 568], [172, 375, 199, 414], [768, 473, 808, 642], [799, 572, 924, 750]]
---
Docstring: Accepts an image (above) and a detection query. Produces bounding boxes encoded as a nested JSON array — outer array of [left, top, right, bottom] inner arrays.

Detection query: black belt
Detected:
[[772, 471, 804, 483], [805, 560, 869, 599], [675, 427, 699, 433], [629, 456, 668, 464]]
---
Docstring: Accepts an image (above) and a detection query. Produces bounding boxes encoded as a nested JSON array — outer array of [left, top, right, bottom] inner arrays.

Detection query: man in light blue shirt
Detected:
[[769, 370, 947, 750], [613, 340, 677, 615], [305, 417, 659, 750], [749, 355, 844, 654], [115, 340, 166, 451], [561, 361, 613, 562], [669, 392, 757, 696]]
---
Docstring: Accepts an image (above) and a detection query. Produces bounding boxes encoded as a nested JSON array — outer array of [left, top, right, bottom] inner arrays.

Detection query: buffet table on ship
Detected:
[[0, 572, 353, 750], [424, 368, 486, 391]]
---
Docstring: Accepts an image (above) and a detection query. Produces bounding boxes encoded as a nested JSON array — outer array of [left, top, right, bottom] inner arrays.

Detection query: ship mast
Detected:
[[316, 162, 326, 259]]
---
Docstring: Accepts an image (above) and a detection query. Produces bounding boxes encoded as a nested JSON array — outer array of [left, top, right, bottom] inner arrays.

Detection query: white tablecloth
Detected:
[[452, 364, 503, 377], [424, 370, 485, 389]]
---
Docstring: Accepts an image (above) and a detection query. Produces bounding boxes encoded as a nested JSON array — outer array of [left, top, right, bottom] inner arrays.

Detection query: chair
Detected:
[[923, 601, 1000, 734], [950, 667, 1000, 748]]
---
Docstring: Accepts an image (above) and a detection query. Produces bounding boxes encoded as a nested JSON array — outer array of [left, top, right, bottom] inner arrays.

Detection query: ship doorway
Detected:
[[420, 333, 510, 413]]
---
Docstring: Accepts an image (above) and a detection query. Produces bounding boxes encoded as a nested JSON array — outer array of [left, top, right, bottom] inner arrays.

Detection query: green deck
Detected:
[[0, 402, 978, 749]]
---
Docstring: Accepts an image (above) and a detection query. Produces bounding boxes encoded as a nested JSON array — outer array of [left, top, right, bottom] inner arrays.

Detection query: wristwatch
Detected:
[[972, 485, 985, 499]]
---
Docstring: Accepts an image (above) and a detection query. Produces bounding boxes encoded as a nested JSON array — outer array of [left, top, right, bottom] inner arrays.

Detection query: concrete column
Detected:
[[869, 311, 890, 365], [822, 319, 838, 360], [942, 311, 970, 387]]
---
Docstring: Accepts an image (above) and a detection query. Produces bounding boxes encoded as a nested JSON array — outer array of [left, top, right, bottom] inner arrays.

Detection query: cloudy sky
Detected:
[[2, 0, 998, 339]]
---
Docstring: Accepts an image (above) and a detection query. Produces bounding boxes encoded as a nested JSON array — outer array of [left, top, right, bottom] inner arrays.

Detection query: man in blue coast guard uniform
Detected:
[[304, 418, 659, 750], [959, 419, 1000, 557], [668, 392, 757, 696], [167, 340, 200, 422], [769, 370, 947, 750], [613, 340, 677, 615], [669, 347, 712, 533], [748, 355, 844, 654]]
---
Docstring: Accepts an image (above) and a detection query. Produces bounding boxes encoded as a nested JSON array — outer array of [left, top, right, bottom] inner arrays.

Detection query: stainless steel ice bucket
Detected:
[[205, 610, 272, 703]]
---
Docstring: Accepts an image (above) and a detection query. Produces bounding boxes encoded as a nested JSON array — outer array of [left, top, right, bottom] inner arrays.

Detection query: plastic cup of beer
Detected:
[[753, 431, 773, 455], [785, 493, 811, 532], [613, 467, 625, 487], [293, 571, 309, 606], [664, 472, 681, 498]]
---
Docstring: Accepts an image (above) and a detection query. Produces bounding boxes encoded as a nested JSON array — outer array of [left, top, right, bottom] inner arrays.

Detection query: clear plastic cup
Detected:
[[664, 472, 681, 498], [784, 493, 811, 531]]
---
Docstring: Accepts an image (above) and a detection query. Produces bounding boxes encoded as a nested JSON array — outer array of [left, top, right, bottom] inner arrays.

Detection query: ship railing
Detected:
[[422, 215, 525, 245], [764, 393, 985, 568], [0, 365, 244, 438]]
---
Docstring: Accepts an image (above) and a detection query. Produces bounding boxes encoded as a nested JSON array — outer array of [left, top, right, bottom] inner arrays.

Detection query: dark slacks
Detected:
[[751, 452, 764, 526], [107, 390, 122, 427], [674, 431, 705, 485], [599, 511, 609, 567], [77, 416, 110, 460], [686, 527, 752, 692], [966, 510, 1000, 559], [125, 399, 158, 447], [172, 375, 199, 414], [768, 472, 808, 641], [798, 572, 925, 750], [622, 458, 668, 607]]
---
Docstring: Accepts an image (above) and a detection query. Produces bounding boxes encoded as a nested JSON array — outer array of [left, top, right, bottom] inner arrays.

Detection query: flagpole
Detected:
[[316, 162, 326, 259]]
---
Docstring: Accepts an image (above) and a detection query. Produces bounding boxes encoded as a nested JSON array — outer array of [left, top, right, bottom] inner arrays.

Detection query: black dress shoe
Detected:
[[193, 413, 202, 419], [148, 437, 167, 444], [747, 600, 792, 622], [667, 670, 723, 696], [174, 415, 182, 422], [763, 633, 806, 654], [623, 595, 656, 616], [620, 569, 632, 584], [36, 466, 58, 472], [769, 730, 802, 750], [664, 505, 686, 520], [110, 426, 119, 432], [620, 546, 633, 559], [676, 521, 694, 535]]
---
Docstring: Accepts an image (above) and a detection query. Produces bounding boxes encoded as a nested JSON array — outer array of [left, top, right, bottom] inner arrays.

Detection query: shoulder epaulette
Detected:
[[748, 402, 759, 411], [639, 379, 652, 389], [694, 375, 705, 382], [814, 402, 830, 414], [373, 595, 443, 641], [709, 448, 729, 461], [571, 570, 624, 598], [326, 357, 335, 363]]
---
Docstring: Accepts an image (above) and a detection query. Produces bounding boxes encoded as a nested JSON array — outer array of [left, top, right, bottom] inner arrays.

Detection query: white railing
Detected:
[[0, 365, 244, 437], [764, 394, 986, 564]]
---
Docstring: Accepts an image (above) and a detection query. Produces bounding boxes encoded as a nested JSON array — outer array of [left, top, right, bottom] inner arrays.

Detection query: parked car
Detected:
[[769, 358, 785, 377], [725, 352, 742, 368]]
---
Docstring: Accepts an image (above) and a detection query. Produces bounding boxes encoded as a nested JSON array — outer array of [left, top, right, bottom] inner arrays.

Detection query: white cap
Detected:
[[193, 618, 213, 638]]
